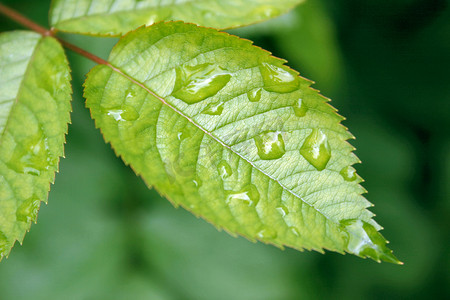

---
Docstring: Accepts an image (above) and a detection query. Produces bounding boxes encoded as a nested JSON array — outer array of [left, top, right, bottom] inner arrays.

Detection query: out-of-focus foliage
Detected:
[[0, 0, 448, 299]]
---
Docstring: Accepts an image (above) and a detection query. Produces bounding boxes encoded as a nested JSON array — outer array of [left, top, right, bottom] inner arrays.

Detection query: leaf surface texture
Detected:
[[50, 0, 304, 36], [84, 22, 399, 263], [0, 31, 72, 260]]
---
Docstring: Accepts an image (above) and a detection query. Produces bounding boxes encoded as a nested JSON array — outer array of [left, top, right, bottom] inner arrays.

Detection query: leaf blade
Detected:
[[50, 0, 304, 36], [84, 22, 400, 263], [0, 31, 72, 260]]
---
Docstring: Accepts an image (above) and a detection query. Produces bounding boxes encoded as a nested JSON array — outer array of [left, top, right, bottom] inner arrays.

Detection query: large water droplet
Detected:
[[260, 62, 300, 93], [16, 196, 40, 223], [276, 205, 289, 217], [340, 219, 400, 264], [254, 131, 286, 160], [202, 101, 224, 115], [293, 98, 308, 117], [7, 131, 54, 176], [340, 166, 357, 181], [0, 231, 8, 259], [172, 63, 231, 104], [300, 129, 331, 171], [226, 184, 260, 207], [107, 105, 139, 121], [257, 227, 277, 240], [247, 88, 262, 102], [217, 160, 232, 179]]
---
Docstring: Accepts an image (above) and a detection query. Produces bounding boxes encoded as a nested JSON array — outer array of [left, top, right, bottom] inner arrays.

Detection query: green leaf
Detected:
[[50, 0, 305, 36], [0, 31, 72, 260], [84, 22, 400, 263]]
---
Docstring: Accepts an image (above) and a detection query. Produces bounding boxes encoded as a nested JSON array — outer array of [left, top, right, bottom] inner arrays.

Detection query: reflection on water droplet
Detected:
[[16, 196, 40, 223], [202, 101, 224, 115], [276, 205, 289, 217], [247, 88, 262, 102], [290, 227, 300, 236], [193, 177, 203, 187], [260, 62, 300, 93], [226, 184, 260, 207], [172, 63, 231, 104], [7, 130, 54, 176], [340, 166, 357, 181], [257, 227, 277, 240], [0, 231, 8, 259], [293, 98, 308, 117], [300, 129, 331, 171], [254, 131, 286, 160], [217, 160, 232, 179], [340, 219, 400, 263], [107, 105, 139, 121]]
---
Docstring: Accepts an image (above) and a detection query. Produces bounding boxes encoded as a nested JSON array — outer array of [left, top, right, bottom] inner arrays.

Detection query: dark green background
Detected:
[[1, 0, 449, 299]]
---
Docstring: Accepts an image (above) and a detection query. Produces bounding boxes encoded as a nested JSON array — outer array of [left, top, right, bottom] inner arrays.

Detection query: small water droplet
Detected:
[[202, 101, 224, 115], [254, 131, 286, 160], [251, 5, 281, 18], [340, 219, 400, 263], [193, 177, 203, 187], [226, 184, 260, 207], [217, 160, 232, 179], [0, 231, 8, 259], [247, 88, 262, 102], [107, 105, 139, 121], [257, 227, 277, 240], [107, 109, 123, 121], [300, 129, 331, 171], [260, 62, 300, 93], [340, 166, 357, 181], [177, 125, 195, 141], [290, 227, 300, 236], [7, 131, 54, 176], [293, 98, 308, 117], [172, 63, 231, 104], [276, 205, 289, 217], [16, 196, 40, 223]]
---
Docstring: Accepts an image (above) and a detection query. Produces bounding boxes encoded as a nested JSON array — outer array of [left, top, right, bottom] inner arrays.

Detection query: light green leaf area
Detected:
[[50, 0, 304, 36], [84, 22, 400, 263], [0, 31, 72, 261]]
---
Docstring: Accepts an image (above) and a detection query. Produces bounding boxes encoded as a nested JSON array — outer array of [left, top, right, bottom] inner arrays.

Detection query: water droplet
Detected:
[[300, 129, 331, 171], [217, 160, 232, 179], [193, 177, 203, 187], [202, 101, 224, 115], [260, 62, 300, 93], [340, 219, 400, 263], [177, 125, 195, 141], [254, 131, 286, 160], [107, 105, 139, 121], [7, 131, 54, 176], [16, 196, 40, 223], [290, 227, 300, 236], [247, 88, 262, 102], [226, 184, 260, 207], [257, 227, 277, 240], [0, 231, 8, 259], [340, 166, 357, 181], [293, 98, 308, 117], [172, 63, 231, 104], [251, 5, 281, 18], [276, 205, 289, 217]]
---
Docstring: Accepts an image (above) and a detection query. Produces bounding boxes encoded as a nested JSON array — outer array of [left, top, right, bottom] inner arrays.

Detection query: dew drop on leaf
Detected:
[[247, 88, 262, 102], [293, 98, 308, 117], [226, 184, 260, 207], [107, 105, 139, 121], [257, 227, 277, 240], [254, 131, 286, 160], [7, 131, 54, 176], [202, 101, 224, 115], [16, 196, 40, 223], [250, 5, 281, 18], [217, 160, 233, 179], [340, 166, 357, 182], [260, 62, 300, 93], [300, 129, 331, 171], [172, 63, 231, 104], [193, 177, 203, 187], [340, 219, 400, 263], [290, 227, 300, 236], [276, 205, 289, 217]]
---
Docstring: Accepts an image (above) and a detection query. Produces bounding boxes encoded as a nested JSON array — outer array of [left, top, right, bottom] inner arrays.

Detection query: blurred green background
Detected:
[[1, 0, 449, 299]]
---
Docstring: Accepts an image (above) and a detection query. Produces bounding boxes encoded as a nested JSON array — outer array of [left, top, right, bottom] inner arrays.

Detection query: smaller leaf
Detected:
[[50, 0, 305, 36]]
